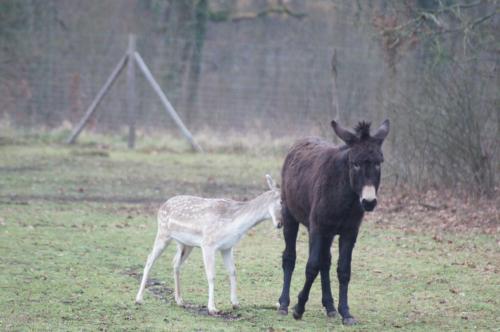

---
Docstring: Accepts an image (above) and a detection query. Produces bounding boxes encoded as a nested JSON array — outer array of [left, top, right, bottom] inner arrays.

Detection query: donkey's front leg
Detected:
[[202, 245, 218, 314], [337, 231, 358, 325], [320, 235, 336, 317], [293, 231, 333, 320], [221, 248, 239, 309]]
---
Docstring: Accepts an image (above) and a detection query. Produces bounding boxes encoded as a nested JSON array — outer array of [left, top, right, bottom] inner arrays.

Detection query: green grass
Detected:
[[0, 140, 498, 331]]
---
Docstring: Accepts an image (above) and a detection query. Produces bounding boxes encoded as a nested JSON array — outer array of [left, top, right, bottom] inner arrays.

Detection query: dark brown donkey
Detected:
[[277, 120, 390, 325]]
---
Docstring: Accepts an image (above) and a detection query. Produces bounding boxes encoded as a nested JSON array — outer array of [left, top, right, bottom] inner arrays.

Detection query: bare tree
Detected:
[[374, 0, 499, 197]]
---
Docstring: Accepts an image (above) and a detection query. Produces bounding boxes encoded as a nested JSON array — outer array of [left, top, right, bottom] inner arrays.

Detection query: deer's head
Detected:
[[265, 174, 283, 228]]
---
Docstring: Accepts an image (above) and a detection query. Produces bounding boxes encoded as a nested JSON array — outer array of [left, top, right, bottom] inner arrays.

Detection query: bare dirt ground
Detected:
[[372, 188, 499, 235]]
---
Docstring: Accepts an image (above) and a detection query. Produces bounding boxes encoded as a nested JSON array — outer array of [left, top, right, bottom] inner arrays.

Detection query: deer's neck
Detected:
[[232, 191, 273, 233]]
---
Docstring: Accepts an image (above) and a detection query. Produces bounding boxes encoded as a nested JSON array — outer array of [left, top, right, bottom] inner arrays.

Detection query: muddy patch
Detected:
[[179, 303, 242, 321], [70, 149, 110, 157], [0, 194, 165, 205], [0, 179, 260, 206], [0, 136, 24, 146], [0, 165, 44, 172], [124, 268, 242, 321]]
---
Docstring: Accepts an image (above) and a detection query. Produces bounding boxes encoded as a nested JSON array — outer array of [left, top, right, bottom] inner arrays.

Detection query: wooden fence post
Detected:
[[127, 34, 137, 149], [67, 36, 202, 152], [134, 52, 203, 152], [331, 49, 340, 122], [67, 54, 128, 144]]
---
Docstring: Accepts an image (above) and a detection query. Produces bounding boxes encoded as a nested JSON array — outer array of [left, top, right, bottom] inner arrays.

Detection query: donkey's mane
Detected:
[[354, 121, 371, 140]]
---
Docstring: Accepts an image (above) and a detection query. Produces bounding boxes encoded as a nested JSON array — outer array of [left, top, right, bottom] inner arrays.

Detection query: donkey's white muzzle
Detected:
[[360, 185, 377, 211]]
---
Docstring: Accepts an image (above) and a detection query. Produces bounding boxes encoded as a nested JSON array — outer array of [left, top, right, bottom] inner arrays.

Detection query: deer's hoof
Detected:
[[342, 317, 358, 325], [208, 308, 219, 315]]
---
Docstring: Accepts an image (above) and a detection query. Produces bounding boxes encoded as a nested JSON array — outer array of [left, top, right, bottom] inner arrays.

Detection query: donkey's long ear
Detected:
[[331, 120, 358, 145], [265, 174, 277, 190], [372, 119, 390, 144]]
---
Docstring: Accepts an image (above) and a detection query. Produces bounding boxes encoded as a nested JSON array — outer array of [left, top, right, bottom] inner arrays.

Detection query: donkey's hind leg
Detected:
[[277, 206, 299, 315], [173, 243, 193, 306], [135, 232, 172, 304]]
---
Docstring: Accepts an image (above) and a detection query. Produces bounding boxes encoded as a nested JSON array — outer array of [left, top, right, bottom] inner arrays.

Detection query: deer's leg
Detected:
[[337, 231, 358, 325], [173, 244, 193, 306], [202, 245, 218, 314], [320, 235, 336, 317], [135, 232, 172, 304], [221, 248, 239, 309], [293, 231, 334, 320], [277, 207, 299, 315]]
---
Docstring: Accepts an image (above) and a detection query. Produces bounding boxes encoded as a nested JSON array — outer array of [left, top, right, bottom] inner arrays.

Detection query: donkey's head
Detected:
[[331, 119, 390, 212], [265, 174, 283, 228]]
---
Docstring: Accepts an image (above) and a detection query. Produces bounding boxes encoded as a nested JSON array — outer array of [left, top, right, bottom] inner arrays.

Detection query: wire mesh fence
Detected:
[[0, 1, 397, 138], [0, 0, 498, 195]]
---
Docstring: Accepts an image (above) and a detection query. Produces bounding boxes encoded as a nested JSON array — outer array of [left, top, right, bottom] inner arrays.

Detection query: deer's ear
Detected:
[[265, 174, 277, 190], [331, 120, 358, 145], [372, 119, 390, 145]]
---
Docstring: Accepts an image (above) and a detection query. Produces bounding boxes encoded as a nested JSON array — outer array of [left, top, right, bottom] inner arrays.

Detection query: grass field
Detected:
[[0, 136, 498, 331]]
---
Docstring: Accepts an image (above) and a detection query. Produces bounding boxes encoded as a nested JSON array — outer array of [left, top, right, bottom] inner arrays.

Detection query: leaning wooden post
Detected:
[[134, 52, 203, 153], [330, 49, 342, 144], [331, 49, 340, 122], [127, 34, 137, 149], [67, 54, 128, 144]]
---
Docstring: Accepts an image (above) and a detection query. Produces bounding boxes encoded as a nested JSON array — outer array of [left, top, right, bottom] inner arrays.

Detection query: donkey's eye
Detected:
[[353, 163, 361, 171], [374, 163, 380, 171]]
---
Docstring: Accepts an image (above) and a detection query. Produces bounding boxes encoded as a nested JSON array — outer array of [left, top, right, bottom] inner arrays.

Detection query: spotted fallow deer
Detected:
[[135, 175, 282, 314]]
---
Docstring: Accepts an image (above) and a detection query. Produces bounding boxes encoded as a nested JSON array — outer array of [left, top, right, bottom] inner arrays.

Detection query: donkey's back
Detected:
[[281, 137, 345, 227]]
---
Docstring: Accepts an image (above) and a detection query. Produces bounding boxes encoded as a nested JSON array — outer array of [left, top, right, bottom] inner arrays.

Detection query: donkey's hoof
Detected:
[[135, 298, 143, 305], [326, 309, 337, 318], [292, 305, 304, 320], [277, 307, 288, 315], [232, 303, 240, 310], [342, 317, 358, 325], [175, 297, 184, 306], [276, 302, 288, 315], [292, 310, 303, 320]]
